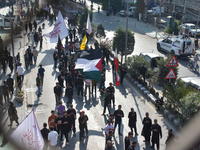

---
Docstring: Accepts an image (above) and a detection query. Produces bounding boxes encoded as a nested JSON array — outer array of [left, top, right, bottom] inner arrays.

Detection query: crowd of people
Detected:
[[0, 9, 181, 150]]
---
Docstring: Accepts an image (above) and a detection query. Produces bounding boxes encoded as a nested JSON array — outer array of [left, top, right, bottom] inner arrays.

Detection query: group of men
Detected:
[[40, 107, 88, 149]]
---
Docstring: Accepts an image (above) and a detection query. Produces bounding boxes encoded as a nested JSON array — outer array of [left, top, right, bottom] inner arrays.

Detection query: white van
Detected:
[[119, 7, 137, 17], [157, 35, 194, 56], [147, 7, 164, 15]]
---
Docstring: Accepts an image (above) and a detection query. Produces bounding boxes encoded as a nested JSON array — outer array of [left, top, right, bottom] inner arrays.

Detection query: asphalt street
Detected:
[[89, 0, 199, 78], [21, 15, 177, 150]]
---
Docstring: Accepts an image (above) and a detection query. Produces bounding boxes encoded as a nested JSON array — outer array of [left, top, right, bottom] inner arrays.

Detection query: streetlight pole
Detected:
[[125, 0, 129, 63], [172, 0, 176, 17], [180, 0, 186, 35]]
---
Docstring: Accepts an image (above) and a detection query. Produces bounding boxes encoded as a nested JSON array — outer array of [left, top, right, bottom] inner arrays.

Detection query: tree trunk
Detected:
[[121, 51, 123, 65]]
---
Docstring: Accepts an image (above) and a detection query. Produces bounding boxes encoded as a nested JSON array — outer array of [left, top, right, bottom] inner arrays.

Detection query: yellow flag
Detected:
[[80, 35, 87, 50]]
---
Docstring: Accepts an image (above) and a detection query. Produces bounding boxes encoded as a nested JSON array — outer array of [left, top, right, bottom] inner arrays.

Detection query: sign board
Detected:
[[166, 55, 179, 67], [165, 68, 177, 79]]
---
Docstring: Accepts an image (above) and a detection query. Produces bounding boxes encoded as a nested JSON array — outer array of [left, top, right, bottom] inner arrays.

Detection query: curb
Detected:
[[125, 73, 181, 129]]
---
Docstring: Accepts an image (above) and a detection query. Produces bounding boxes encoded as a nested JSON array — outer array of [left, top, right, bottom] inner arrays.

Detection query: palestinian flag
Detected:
[[115, 46, 120, 86], [75, 49, 102, 82]]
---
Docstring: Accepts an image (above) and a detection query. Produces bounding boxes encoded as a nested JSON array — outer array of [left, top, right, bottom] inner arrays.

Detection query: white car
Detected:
[[157, 35, 194, 56], [119, 10, 125, 16], [139, 52, 164, 72], [180, 23, 200, 37]]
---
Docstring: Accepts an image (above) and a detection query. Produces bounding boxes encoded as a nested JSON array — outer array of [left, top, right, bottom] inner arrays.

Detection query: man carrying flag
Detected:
[[115, 45, 120, 86]]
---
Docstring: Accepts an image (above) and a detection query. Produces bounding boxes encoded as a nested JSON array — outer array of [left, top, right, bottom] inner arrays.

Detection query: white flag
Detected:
[[43, 11, 68, 43], [86, 12, 92, 35], [10, 110, 44, 150]]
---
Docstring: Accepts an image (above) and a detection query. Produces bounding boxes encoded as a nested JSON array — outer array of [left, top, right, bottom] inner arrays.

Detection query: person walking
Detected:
[[105, 119, 114, 135], [55, 112, 63, 143], [128, 108, 138, 136], [29, 21, 32, 32], [8, 53, 13, 73], [65, 84, 73, 105], [105, 131, 113, 146], [57, 101, 65, 116], [24, 51, 29, 70], [48, 126, 58, 149], [54, 82, 62, 104], [41, 123, 50, 150], [28, 49, 33, 66], [48, 110, 57, 131], [76, 74, 84, 97], [84, 79, 91, 97], [125, 132, 133, 150], [8, 102, 19, 126], [32, 47, 38, 64], [17, 63, 24, 83], [150, 119, 162, 150], [53, 50, 58, 69], [67, 104, 76, 136], [120, 64, 127, 84], [79, 110, 89, 142], [91, 80, 97, 95], [33, 20, 37, 30], [101, 88, 111, 115], [62, 111, 73, 145], [140, 64, 147, 82], [38, 64, 45, 85], [7, 74, 14, 95], [165, 129, 175, 150], [2, 81, 9, 105], [25, 22, 28, 33], [0, 86, 3, 107], [39, 34, 43, 49], [114, 105, 124, 136], [31, 32, 35, 46], [16, 73, 22, 91], [107, 82, 115, 106], [141, 112, 152, 143], [36, 73, 42, 97]]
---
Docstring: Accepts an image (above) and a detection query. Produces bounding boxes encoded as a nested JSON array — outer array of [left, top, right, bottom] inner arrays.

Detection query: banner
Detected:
[[80, 35, 87, 50], [10, 110, 44, 150], [43, 11, 68, 43], [86, 12, 92, 35]]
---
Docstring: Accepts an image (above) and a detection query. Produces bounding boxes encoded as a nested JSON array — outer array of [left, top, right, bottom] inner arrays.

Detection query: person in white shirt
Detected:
[[105, 119, 114, 135], [48, 126, 58, 149], [74, 39, 80, 50], [17, 63, 24, 83], [84, 79, 91, 97]]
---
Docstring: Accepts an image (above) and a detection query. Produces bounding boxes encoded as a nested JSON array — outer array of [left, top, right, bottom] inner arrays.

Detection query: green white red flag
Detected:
[[115, 46, 120, 86]]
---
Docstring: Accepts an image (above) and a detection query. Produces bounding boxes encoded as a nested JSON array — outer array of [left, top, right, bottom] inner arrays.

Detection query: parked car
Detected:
[[139, 52, 164, 72], [118, 7, 137, 17], [147, 7, 164, 15], [180, 23, 200, 37], [157, 35, 194, 56]]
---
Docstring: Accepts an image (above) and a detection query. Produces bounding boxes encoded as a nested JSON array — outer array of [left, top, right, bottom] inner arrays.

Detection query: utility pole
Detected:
[[125, 0, 129, 63], [172, 0, 176, 17], [9, 2, 16, 91], [180, 0, 187, 35], [108, 0, 110, 15]]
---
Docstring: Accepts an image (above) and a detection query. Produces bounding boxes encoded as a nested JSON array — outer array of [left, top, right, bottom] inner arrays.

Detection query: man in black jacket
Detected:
[[150, 119, 162, 150], [2, 81, 9, 104], [114, 105, 124, 136], [125, 132, 133, 150], [54, 82, 62, 104], [128, 108, 138, 135], [79, 111, 88, 141], [41, 123, 50, 150], [7, 74, 14, 95], [107, 82, 115, 106], [101, 88, 111, 115], [55, 112, 63, 143], [62, 111, 73, 145], [67, 104, 76, 136], [105, 131, 113, 145], [76, 74, 84, 97], [65, 84, 73, 105], [140, 64, 147, 82], [8, 53, 13, 73], [128, 141, 137, 150]]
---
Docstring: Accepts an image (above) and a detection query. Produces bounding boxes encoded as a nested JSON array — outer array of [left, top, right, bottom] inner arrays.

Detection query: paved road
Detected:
[[19, 9, 178, 150], [89, 0, 199, 78]]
